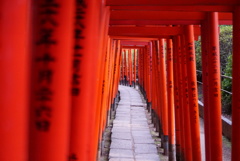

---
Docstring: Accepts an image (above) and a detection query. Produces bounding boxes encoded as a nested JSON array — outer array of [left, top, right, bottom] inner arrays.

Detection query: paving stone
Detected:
[[114, 123, 131, 128], [110, 139, 133, 149], [110, 86, 159, 160], [134, 143, 158, 154], [112, 127, 131, 133], [113, 120, 130, 124], [115, 116, 131, 121], [133, 137, 155, 144], [109, 149, 134, 158], [132, 131, 151, 137], [110, 158, 135, 161], [135, 154, 160, 161], [112, 132, 132, 140]]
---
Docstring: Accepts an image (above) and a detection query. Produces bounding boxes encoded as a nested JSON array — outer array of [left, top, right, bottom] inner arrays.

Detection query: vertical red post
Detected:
[[0, 1, 30, 161], [173, 36, 182, 161], [176, 35, 186, 160], [29, 1, 75, 161], [124, 50, 128, 85], [129, 49, 133, 86], [185, 25, 201, 161], [158, 39, 169, 155], [95, 7, 111, 155], [231, 6, 240, 161], [133, 49, 137, 87], [166, 38, 175, 160], [207, 12, 222, 161], [180, 34, 192, 161], [201, 19, 211, 161]]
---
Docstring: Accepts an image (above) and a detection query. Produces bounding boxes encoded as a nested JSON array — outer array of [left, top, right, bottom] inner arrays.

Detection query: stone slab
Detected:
[[134, 143, 158, 154], [110, 139, 133, 149], [112, 132, 132, 140], [109, 149, 134, 158], [135, 154, 160, 161], [110, 158, 134, 161]]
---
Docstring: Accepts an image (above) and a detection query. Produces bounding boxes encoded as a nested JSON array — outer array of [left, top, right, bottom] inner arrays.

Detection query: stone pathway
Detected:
[[109, 85, 160, 161]]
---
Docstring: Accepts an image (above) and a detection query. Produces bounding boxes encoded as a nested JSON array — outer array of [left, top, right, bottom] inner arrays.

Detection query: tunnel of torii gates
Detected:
[[3, 0, 240, 161]]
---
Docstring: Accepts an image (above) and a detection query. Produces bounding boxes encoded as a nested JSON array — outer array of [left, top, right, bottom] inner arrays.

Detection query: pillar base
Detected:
[[176, 144, 181, 161], [169, 144, 176, 161], [162, 135, 169, 156]]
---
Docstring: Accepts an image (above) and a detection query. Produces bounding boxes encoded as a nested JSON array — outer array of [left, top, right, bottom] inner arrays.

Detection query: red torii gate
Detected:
[[106, 2, 238, 160], [1, 0, 240, 161]]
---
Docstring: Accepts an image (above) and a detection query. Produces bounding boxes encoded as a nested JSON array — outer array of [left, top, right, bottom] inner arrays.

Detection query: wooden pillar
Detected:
[[129, 49, 133, 86], [173, 36, 182, 161], [207, 12, 222, 161], [184, 25, 201, 161], [29, 1, 75, 161], [201, 19, 211, 161], [133, 49, 137, 87], [180, 34, 192, 161], [159, 39, 169, 155], [166, 38, 175, 160], [0, 1, 30, 160], [175, 35, 186, 160]]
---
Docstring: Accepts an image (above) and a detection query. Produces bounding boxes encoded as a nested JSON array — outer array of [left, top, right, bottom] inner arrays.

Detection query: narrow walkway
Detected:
[[109, 85, 160, 161]]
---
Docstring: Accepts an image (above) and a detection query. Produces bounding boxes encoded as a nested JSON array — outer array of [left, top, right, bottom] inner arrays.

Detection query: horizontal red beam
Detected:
[[111, 36, 159, 41], [107, 0, 239, 6], [109, 26, 183, 36], [109, 26, 201, 37], [110, 20, 202, 25], [110, 11, 232, 21], [110, 20, 232, 25], [110, 11, 205, 20], [110, 5, 233, 12], [122, 46, 146, 48], [121, 41, 149, 46]]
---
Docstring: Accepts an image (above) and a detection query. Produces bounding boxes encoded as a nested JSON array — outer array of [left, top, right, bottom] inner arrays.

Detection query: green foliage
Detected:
[[195, 39, 202, 71], [221, 54, 232, 114], [219, 25, 233, 74], [220, 25, 233, 114]]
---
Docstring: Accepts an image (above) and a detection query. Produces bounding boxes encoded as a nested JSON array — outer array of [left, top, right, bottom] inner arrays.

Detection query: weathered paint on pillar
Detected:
[[29, 0, 75, 161], [184, 25, 202, 161], [0, 1, 30, 161]]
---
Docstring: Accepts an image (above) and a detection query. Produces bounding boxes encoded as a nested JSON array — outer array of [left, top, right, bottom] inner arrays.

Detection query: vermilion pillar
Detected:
[[180, 35, 192, 161], [69, 0, 105, 160], [184, 25, 201, 161], [129, 49, 133, 86], [124, 50, 127, 85], [158, 39, 169, 155], [207, 12, 222, 161], [201, 19, 211, 161], [0, 1, 30, 161], [173, 36, 182, 161], [231, 6, 240, 161], [133, 49, 137, 87], [29, 1, 75, 161], [176, 35, 186, 160], [95, 7, 110, 155], [166, 38, 175, 160]]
